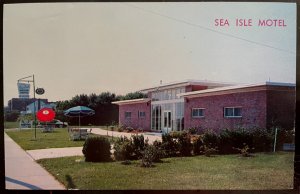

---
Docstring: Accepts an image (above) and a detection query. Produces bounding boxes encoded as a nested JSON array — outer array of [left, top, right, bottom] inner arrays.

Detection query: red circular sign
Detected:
[[37, 108, 56, 122]]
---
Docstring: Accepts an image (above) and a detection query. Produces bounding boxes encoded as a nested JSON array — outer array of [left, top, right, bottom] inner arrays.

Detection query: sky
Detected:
[[3, 2, 296, 106]]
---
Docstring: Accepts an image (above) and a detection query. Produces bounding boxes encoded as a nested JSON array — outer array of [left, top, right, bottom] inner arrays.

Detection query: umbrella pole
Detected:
[[79, 115, 81, 129]]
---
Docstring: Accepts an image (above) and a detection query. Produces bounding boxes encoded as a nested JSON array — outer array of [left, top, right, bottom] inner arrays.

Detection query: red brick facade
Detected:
[[118, 102, 151, 130], [266, 85, 295, 130], [115, 82, 295, 132], [184, 90, 267, 132]]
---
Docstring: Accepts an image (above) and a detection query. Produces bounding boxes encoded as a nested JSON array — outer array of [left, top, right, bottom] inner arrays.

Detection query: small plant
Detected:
[[113, 136, 135, 161], [202, 129, 219, 148], [161, 133, 179, 157], [126, 127, 134, 132], [233, 143, 254, 157], [151, 140, 166, 161], [186, 127, 198, 135], [192, 135, 203, 155], [82, 136, 111, 162], [140, 145, 161, 168], [177, 131, 192, 156], [201, 144, 218, 157], [131, 134, 145, 159]]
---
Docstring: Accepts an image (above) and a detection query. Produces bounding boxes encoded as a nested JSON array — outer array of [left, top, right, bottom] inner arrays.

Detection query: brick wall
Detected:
[[119, 102, 151, 131], [266, 86, 295, 130], [184, 90, 267, 132]]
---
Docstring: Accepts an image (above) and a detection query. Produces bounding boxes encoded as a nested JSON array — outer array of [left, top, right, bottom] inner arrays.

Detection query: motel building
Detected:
[[112, 80, 295, 133]]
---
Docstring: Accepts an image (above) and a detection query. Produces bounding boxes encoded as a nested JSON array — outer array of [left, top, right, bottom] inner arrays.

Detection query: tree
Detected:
[[4, 111, 20, 122], [120, 92, 147, 100]]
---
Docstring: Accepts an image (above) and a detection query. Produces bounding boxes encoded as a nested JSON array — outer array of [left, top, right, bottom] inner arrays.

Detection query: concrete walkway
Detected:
[[27, 147, 83, 160], [5, 133, 65, 190], [4, 128, 162, 189], [90, 128, 162, 144], [23, 128, 162, 160]]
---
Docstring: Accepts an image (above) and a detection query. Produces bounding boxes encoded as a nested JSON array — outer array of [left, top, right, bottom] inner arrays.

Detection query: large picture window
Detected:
[[125, 111, 131, 119], [192, 108, 205, 118], [224, 107, 242, 118]]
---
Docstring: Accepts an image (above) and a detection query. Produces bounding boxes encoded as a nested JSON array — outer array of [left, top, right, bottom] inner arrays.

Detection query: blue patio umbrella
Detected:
[[64, 106, 95, 128]]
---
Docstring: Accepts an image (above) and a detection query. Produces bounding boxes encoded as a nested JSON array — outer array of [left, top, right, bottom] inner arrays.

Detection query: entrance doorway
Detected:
[[163, 110, 172, 133]]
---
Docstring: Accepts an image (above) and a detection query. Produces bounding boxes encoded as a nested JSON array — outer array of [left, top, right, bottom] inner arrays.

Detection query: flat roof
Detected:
[[112, 98, 151, 105], [140, 79, 236, 93], [178, 82, 296, 98]]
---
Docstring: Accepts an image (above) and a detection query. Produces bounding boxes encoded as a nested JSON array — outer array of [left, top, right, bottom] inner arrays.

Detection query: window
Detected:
[[224, 107, 242, 117], [138, 111, 146, 118], [192, 108, 205, 118], [125, 112, 131, 119]]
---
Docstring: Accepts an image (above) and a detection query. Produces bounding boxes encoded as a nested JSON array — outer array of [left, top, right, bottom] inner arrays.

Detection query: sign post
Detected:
[[18, 75, 37, 139]]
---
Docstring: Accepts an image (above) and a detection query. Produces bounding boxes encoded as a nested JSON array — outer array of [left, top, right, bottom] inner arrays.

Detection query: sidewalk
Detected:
[[90, 128, 162, 144], [5, 133, 65, 190], [23, 128, 162, 160], [27, 147, 83, 160]]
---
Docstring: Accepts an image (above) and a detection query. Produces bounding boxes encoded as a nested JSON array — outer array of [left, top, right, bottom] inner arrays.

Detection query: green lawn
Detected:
[[4, 121, 19, 129], [5, 128, 109, 150], [37, 152, 294, 190]]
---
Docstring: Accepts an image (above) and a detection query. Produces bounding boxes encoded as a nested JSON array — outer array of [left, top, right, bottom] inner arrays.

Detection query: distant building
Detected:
[[17, 82, 30, 99], [113, 80, 295, 133], [7, 98, 49, 112], [24, 100, 56, 114]]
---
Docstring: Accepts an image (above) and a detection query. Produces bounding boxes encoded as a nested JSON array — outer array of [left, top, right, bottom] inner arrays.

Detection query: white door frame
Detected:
[[163, 110, 172, 133]]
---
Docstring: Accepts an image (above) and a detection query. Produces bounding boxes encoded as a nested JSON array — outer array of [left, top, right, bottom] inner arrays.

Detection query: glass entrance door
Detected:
[[163, 111, 172, 133]]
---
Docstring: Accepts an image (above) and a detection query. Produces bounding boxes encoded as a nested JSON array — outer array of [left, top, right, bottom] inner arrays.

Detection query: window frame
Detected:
[[125, 111, 132, 119], [224, 107, 242, 118], [138, 111, 146, 118], [191, 108, 205, 118]]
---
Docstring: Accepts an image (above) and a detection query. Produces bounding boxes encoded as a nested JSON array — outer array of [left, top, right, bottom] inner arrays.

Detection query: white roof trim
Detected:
[[140, 79, 236, 93], [112, 98, 150, 105], [178, 82, 295, 97]]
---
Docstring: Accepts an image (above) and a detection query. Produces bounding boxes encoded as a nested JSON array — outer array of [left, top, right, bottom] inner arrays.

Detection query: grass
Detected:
[[5, 128, 112, 150], [4, 121, 19, 129], [37, 152, 294, 190]]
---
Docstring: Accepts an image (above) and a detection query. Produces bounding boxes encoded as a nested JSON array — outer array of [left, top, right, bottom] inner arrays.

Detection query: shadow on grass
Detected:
[[65, 174, 76, 189]]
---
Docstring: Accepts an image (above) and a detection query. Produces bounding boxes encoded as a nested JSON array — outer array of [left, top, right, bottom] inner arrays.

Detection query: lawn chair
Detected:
[[69, 128, 88, 141], [41, 125, 54, 133]]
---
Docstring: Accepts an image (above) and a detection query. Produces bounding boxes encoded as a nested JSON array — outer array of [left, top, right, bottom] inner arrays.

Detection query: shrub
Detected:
[[201, 145, 218, 157], [218, 129, 235, 154], [233, 143, 254, 157], [140, 145, 162, 167], [114, 135, 148, 161], [126, 127, 134, 132], [82, 136, 111, 162], [161, 133, 179, 157], [202, 129, 219, 148], [185, 127, 198, 135], [113, 136, 135, 161], [152, 140, 166, 160], [274, 128, 295, 151], [192, 135, 203, 155], [251, 128, 273, 152], [131, 134, 145, 159], [177, 131, 192, 156], [218, 128, 254, 154]]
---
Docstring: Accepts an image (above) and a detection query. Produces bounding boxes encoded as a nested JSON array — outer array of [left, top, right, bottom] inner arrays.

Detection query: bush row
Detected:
[[82, 127, 293, 163]]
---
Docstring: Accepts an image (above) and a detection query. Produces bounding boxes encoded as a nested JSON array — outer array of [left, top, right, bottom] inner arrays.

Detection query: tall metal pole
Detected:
[[33, 74, 37, 139]]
